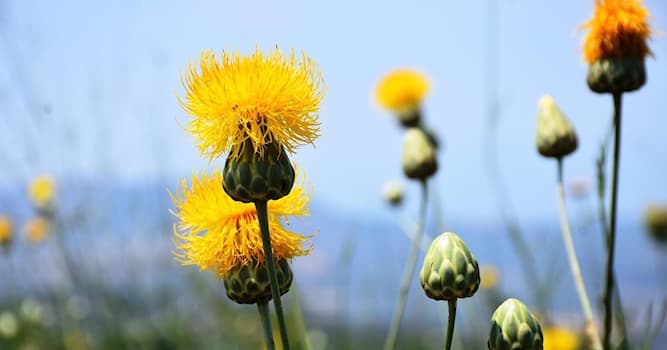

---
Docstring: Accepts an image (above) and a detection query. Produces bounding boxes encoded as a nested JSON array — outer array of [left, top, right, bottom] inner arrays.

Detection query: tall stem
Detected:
[[556, 159, 603, 350], [257, 302, 276, 350], [383, 180, 428, 350], [603, 92, 622, 350], [255, 200, 290, 350], [444, 299, 457, 350]]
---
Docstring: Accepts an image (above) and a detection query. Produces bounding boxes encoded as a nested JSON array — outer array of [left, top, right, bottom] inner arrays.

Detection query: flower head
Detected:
[[24, 217, 49, 243], [376, 69, 430, 112], [171, 169, 312, 278], [28, 175, 56, 210], [180, 47, 325, 160], [543, 327, 579, 350], [0, 215, 13, 246], [582, 0, 653, 63]]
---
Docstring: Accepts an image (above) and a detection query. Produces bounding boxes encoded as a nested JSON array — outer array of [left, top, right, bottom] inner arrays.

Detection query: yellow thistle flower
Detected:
[[0, 215, 13, 246], [179, 46, 325, 160], [480, 265, 499, 289], [170, 169, 312, 278], [24, 217, 49, 243], [28, 175, 56, 210], [543, 327, 579, 350], [376, 69, 429, 112], [582, 0, 653, 63]]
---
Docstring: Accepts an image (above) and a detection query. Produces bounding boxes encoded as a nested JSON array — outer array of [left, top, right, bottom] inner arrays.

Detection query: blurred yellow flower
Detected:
[[480, 264, 499, 289], [179, 46, 325, 160], [0, 215, 13, 246], [376, 69, 429, 112], [582, 0, 653, 63], [543, 327, 579, 350], [28, 175, 56, 209], [24, 217, 49, 243], [171, 169, 312, 278]]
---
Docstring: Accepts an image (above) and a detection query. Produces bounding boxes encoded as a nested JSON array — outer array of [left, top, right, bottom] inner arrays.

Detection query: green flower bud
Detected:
[[419, 232, 480, 301], [382, 180, 404, 207], [223, 137, 295, 203], [223, 260, 293, 305], [535, 96, 578, 159], [644, 203, 667, 244], [402, 127, 438, 180], [587, 58, 646, 94], [488, 298, 544, 350]]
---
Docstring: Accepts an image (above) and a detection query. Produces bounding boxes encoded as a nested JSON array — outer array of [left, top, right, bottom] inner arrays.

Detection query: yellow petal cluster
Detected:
[[28, 176, 56, 209], [170, 169, 312, 278], [180, 47, 325, 160], [543, 327, 579, 350], [24, 217, 49, 243], [0, 216, 13, 246], [582, 0, 653, 63], [376, 69, 429, 111]]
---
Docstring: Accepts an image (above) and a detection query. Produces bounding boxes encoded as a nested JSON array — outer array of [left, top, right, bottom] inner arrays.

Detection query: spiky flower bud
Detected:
[[382, 180, 404, 207], [223, 138, 295, 203], [402, 127, 438, 180], [419, 232, 480, 301], [223, 260, 293, 305], [644, 203, 667, 244], [535, 96, 578, 159], [488, 298, 544, 350], [587, 58, 646, 94]]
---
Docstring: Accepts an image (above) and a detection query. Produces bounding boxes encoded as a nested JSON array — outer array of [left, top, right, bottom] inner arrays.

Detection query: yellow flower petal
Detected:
[[28, 176, 56, 209], [543, 327, 579, 350], [179, 46, 325, 160], [582, 0, 653, 63], [376, 69, 429, 112], [170, 169, 312, 278], [24, 217, 49, 244], [0, 216, 13, 246]]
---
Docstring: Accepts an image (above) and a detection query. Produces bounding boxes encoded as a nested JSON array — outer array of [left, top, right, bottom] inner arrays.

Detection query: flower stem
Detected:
[[255, 200, 291, 350], [556, 158, 603, 350], [444, 299, 457, 350], [383, 180, 428, 350], [603, 92, 622, 350], [257, 302, 276, 350]]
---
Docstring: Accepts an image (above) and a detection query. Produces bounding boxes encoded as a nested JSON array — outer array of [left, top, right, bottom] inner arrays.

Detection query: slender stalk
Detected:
[[255, 200, 290, 350], [556, 159, 603, 350], [444, 299, 457, 350], [257, 302, 276, 350], [383, 180, 428, 350], [603, 92, 623, 350]]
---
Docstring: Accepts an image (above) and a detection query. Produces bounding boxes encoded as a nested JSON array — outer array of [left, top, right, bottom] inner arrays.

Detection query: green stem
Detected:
[[257, 302, 276, 350], [444, 299, 457, 350], [603, 92, 622, 350], [255, 200, 291, 350], [383, 180, 428, 350], [556, 159, 603, 350]]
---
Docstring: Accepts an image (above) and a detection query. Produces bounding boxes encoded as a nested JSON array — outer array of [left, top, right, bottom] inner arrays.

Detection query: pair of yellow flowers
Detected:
[[173, 0, 654, 279]]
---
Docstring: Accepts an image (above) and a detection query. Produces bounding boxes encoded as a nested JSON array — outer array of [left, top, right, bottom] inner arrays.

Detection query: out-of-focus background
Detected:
[[0, 0, 665, 349]]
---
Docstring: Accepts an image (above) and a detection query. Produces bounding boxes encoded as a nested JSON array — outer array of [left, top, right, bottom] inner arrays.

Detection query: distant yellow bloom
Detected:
[[376, 70, 429, 112], [480, 265, 499, 289], [543, 327, 579, 350], [0, 216, 13, 246], [582, 0, 653, 63], [171, 169, 312, 278], [24, 217, 49, 243], [179, 47, 325, 160], [28, 175, 56, 209]]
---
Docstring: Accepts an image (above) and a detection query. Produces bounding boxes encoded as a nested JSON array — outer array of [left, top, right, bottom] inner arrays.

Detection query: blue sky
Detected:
[[1, 0, 666, 221]]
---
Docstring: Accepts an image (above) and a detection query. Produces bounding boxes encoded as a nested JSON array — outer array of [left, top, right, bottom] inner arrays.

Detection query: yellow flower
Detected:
[[179, 46, 325, 160], [582, 0, 653, 63], [480, 265, 499, 289], [376, 69, 429, 112], [28, 175, 56, 209], [543, 327, 579, 350], [24, 217, 49, 243], [0, 215, 13, 246], [170, 169, 312, 278]]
